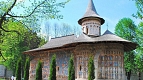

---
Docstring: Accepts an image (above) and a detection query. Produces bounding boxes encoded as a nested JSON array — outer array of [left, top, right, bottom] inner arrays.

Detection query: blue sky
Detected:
[[49, 0, 141, 34]]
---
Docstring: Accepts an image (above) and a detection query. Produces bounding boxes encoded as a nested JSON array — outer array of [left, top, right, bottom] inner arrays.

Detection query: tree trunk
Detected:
[[127, 70, 131, 80], [139, 72, 141, 80]]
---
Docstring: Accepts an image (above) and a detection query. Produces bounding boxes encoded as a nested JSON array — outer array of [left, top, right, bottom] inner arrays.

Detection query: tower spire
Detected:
[[78, 0, 105, 25], [78, 0, 105, 36], [83, 0, 99, 18]]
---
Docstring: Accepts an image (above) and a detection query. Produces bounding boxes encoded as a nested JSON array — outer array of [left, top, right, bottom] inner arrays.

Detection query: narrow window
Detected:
[[79, 65, 82, 71], [86, 28, 88, 34], [57, 66, 59, 71]]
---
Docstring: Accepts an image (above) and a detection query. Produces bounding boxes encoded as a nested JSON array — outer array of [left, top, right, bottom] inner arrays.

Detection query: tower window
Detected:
[[86, 28, 88, 34]]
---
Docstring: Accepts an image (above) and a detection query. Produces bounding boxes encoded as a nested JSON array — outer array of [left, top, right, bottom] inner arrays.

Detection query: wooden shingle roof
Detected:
[[78, 0, 105, 25], [24, 30, 137, 53]]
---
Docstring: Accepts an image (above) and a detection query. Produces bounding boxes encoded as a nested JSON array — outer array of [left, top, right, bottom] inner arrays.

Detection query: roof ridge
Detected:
[[51, 34, 75, 39]]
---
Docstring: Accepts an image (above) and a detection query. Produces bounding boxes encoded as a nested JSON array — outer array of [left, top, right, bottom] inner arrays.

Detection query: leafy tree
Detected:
[[115, 18, 137, 80], [49, 54, 56, 80], [24, 57, 30, 80], [88, 57, 95, 80], [135, 22, 143, 80], [0, 21, 46, 74], [0, 0, 69, 33], [35, 60, 42, 80], [132, 0, 143, 19], [68, 55, 75, 80], [15, 58, 22, 80]]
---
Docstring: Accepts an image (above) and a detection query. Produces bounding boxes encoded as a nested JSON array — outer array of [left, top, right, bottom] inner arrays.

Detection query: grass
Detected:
[[0, 78, 8, 80]]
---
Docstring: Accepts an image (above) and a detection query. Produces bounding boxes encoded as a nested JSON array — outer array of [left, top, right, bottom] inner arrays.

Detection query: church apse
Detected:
[[97, 43, 124, 80]]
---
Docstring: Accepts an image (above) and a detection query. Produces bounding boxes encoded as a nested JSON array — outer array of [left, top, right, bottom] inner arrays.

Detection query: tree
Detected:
[[88, 57, 95, 80], [15, 58, 22, 80], [68, 55, 75, 80], [135, 47, 143, 80], [49, 54, 56, 80], [24, 57, 30, 80], [0, 0, 69, 33], [115, 18, 137, 80], [135, 22, 143, 80], [61, 23, 73, 36], [35, 60, 42, 80], [132, 0, 143, 19], [0, 21, 46, 74]]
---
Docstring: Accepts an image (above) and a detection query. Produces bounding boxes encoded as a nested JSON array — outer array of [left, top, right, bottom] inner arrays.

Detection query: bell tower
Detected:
[[78, 0, 105, 36]]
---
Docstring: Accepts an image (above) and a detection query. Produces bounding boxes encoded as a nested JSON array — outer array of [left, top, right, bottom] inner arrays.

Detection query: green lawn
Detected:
[[0, 78, 8, 80]]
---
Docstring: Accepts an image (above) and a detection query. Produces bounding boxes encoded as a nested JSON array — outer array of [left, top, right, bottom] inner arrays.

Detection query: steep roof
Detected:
[[103, 29, 114, 35], [83, 0, 99, 17], [78, 0, 105, 25], [24, 30, 137, 53], [25, 34, 76, 52]]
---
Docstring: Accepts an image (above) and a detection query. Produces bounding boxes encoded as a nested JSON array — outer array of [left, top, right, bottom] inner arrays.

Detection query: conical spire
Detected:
[[78, 0, 105, 25], [83, 0, 99, 18]]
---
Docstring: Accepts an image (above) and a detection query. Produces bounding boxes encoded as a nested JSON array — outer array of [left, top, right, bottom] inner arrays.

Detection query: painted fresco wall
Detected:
[[29, 50, 72, 80], [29, 43, 142, 80]]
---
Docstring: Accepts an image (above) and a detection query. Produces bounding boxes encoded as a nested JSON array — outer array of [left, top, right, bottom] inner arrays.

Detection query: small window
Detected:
[[57, 66, 59, 71], [86, 28, 88, 34], [79, 65, 82, 71]]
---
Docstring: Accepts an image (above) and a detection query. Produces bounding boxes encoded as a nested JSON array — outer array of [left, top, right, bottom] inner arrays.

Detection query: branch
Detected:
[[12, 17, 31, 31], [0, 51, 6, 61], [3, 0, 17, 17], [0, 26, 20, 35], [7, 0, 46, 18], [0, 0, 17, 32]]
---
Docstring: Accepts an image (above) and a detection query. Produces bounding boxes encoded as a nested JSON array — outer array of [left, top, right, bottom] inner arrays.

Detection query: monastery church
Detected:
[[24, 0, 137, 80]]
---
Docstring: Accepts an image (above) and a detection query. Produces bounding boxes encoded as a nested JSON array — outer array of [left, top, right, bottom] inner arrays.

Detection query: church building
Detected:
[[24, 0, 137, 80]]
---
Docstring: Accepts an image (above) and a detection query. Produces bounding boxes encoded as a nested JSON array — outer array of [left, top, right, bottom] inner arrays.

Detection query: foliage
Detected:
[[0, 20, 46, 74], [135, 22, 143, 79], [136, 22, 143, 47], [132, 0, 143, 19], [0, 0, 70, 32], [15, 58, 22, 80], [115, 18, 137, 80], [35, 60, 42, 80], [135, 47, 143, 72], [24, 57, 30, 80], [115, 18, 137, 42], [68, 55, 75, 80], [49, 54, 56, 80], [88, 57, 95, 80]]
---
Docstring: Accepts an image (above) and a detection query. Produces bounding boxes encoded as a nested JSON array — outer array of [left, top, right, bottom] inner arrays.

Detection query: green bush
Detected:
[[68, 56, 75, 80], [15, 58, 22, 80], [24, 57, 30, 80], [49, 54, 56, 80], [35, 60, 42, 80], [88, 57, 95, 80]]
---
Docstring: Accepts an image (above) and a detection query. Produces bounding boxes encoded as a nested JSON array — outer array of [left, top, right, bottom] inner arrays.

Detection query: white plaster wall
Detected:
[[81, 19, 101, 36]]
